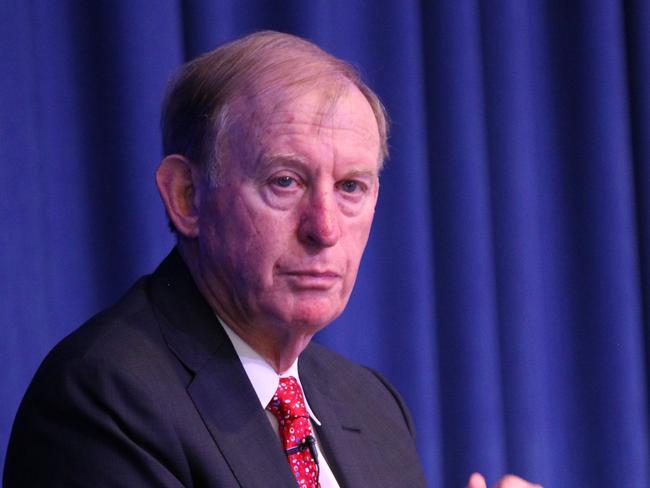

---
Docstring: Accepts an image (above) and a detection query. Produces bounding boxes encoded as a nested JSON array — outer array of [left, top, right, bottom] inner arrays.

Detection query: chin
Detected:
[[286, 312, 336, 331], [260, 291, 348, 332], [284, 303, 343, 332]]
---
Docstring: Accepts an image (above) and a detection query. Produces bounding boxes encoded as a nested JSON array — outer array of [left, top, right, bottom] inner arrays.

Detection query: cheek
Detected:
[[224, 208, 294, 279], [339, 217, 374, 287], [347, 214, 374, 256]]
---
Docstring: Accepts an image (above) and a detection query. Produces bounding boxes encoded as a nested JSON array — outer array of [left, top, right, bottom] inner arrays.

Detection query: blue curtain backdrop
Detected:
[[1, 1, 649, 486]]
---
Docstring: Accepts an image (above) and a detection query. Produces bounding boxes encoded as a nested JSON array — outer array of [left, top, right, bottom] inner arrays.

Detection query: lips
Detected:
[[287, 270, 339, 277], [281, 269, 341, 289]]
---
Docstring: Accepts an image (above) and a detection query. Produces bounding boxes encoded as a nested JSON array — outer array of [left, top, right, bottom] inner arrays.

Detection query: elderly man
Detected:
[[4, 32, 538, 488]]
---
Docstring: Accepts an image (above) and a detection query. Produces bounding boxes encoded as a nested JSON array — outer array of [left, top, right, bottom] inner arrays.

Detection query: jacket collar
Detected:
[[147, 249, 369, 487], [147, 249, 297, 487], [300, 347, 367, 487]]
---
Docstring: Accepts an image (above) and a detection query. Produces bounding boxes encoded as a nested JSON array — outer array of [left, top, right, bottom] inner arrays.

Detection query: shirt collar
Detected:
[[218, 317, 321, 426]]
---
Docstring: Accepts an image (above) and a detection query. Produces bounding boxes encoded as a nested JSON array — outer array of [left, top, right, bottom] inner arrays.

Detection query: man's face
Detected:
[[194, 82, 380, 339]]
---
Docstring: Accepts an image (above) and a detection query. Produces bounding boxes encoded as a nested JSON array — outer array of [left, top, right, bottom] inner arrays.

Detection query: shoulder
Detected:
[[17, 273, 191, 434], [38, 276, 170, 379], [4, 275, 196, 486]]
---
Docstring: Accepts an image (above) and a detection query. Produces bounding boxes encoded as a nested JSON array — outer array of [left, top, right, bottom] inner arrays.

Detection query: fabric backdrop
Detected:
[[1, 1, 649, 486]]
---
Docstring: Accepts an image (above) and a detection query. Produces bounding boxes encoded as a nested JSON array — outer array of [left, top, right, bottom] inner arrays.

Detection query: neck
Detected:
[[226, 322, 312, 373], [178, 242, 313, 373]]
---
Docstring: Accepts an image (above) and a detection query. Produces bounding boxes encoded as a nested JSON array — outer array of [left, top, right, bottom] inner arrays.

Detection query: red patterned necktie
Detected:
[[267, 376, 320, 487]]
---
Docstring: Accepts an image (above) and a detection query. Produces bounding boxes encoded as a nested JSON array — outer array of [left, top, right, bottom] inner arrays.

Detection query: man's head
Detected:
[[156, 31, 386, 369], [160, 30, 388, 185]]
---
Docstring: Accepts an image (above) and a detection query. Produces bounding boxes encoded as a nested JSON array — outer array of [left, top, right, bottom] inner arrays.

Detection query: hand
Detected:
[[467, 472, 543, 488]]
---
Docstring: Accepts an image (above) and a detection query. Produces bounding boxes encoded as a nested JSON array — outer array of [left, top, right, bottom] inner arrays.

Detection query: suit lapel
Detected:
[[148, 250, 387, 487], [300, 352, 370, 488], [187, 342, 297, 488], [149, 250, 296, 488]]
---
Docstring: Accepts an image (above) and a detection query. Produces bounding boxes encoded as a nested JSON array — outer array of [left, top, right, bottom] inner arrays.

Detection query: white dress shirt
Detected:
[[220, 319, 341, 488]]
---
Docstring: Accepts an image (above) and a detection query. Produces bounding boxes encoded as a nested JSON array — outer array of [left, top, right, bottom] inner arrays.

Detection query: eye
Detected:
[[338, 180, 363, 193], [271, 175, 297, 188]]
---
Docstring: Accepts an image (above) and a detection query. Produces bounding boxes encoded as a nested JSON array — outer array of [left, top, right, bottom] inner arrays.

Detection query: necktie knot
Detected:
[[268, 376, 309, 422]]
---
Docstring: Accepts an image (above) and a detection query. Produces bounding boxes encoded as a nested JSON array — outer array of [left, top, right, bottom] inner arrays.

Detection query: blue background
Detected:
[[2, 1, 649, 486]]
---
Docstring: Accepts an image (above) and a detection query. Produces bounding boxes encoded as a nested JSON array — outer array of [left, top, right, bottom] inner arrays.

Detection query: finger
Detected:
[[466, 472, 488, 488]]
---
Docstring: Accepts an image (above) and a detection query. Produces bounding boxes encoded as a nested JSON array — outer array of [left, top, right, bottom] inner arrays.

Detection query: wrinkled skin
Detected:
[[172, 82, 381, 372]]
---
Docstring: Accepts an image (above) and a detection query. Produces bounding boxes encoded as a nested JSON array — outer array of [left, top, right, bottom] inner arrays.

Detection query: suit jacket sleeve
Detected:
[[4, 347, 189, 487]]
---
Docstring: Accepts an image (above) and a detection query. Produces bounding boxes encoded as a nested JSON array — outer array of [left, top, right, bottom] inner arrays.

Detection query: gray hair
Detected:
[[161, 30, 389, 185]]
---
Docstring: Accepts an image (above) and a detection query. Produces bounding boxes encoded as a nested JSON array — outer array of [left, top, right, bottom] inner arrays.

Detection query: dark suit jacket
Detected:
[[4, 250, 426, 487]]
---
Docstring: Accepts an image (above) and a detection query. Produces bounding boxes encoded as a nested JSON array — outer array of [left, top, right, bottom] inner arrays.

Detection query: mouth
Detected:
[[282, 270, 341, 289]]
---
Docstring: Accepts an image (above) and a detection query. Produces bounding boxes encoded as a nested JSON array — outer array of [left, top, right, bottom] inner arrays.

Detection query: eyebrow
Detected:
[[258, 153, 379, 179], [261, 153, 310, 168], [341, 169, 378, 180]]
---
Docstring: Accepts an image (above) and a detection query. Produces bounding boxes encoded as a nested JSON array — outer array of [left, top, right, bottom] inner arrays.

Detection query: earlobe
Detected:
[[155, 155, 201, 238]]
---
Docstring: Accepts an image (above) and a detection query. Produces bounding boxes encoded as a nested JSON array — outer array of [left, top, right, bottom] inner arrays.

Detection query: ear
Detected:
[[155, 155, 201, 238]]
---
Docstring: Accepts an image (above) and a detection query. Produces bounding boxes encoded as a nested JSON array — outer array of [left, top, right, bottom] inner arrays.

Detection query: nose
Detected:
[[298, 191, 341, 248]]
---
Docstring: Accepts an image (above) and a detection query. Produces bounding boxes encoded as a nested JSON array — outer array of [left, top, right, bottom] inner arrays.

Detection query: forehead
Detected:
[[230, 83, 381, 166]]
